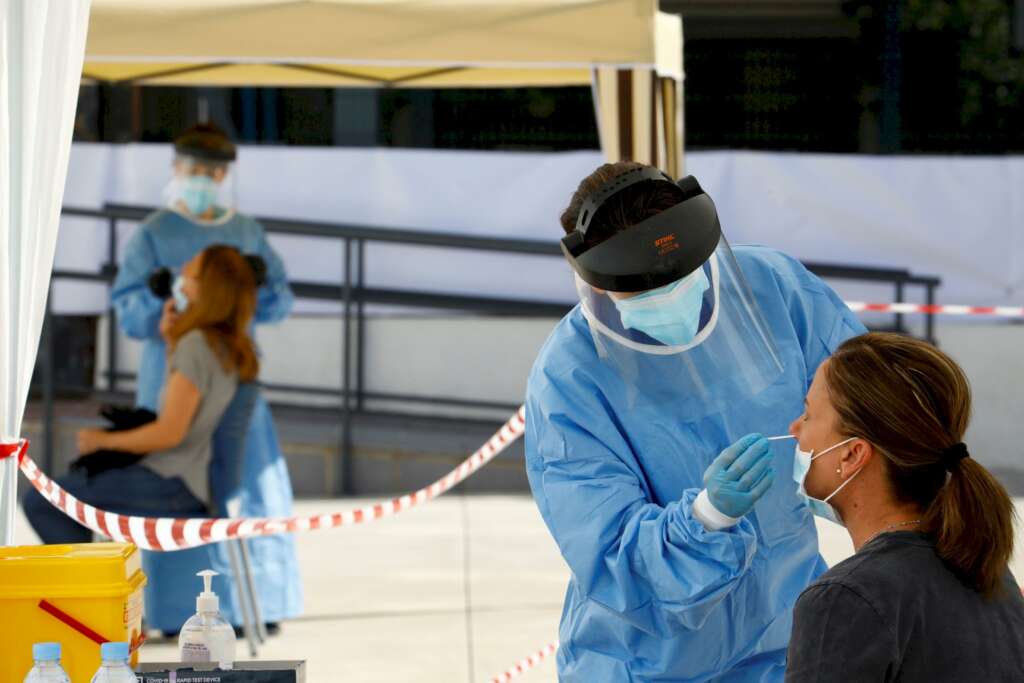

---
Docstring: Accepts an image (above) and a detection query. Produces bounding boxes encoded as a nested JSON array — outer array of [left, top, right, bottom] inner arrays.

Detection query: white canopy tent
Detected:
[[0, 0, 92, 545], [86, 0, 686, 174]]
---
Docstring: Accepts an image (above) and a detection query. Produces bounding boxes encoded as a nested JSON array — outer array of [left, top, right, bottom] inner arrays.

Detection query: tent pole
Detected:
[[43, 291, 55, 474], [590, 68, 605, 157], [0, 457, 14, 546]]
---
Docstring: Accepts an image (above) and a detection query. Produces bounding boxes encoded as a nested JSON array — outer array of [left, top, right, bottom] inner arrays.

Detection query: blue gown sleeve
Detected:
[[251, 220, 294, 324], [111, 224, 163, 340], [525, 371, 760, 638], [761, 251, 867, 384]]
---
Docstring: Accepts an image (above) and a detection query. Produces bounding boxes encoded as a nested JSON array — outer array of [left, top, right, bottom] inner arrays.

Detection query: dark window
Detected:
[[70, 3, 1024, 155], [684, 38, 861, 152], [73, 85, 599, 152], [848, 0, 1024, 154], [429, 88, 598, 151]]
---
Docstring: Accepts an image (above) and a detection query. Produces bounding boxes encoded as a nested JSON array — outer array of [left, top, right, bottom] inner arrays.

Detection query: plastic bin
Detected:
[[0, 543, 146, 683]]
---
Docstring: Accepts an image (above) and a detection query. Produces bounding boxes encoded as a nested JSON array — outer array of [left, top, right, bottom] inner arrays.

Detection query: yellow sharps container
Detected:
[[0, 543, 146, 682]]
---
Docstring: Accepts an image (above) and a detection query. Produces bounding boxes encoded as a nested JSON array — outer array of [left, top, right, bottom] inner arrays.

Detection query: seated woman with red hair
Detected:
[[24, 245, 258, 541]]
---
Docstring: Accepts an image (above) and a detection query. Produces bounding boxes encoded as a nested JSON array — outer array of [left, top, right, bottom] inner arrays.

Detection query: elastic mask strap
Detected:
[[809, 436, 858, 462], [824, 467, 862, 504], [819, 437, 862, 503]]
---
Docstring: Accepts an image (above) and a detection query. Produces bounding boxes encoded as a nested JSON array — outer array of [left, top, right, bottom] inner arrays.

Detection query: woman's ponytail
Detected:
[[924, 453, 1016, 597]]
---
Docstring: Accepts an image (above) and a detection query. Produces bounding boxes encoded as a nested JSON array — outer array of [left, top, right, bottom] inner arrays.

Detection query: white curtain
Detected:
[[0, 0, 92, 545]]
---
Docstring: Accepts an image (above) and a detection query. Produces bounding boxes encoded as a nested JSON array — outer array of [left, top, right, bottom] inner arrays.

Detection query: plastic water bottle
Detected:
[[89, 642, 138, 683], [23, 643, 71, 683]]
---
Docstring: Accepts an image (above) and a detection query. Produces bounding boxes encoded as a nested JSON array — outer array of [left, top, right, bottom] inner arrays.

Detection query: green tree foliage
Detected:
[[905, 0, 1024, 124]]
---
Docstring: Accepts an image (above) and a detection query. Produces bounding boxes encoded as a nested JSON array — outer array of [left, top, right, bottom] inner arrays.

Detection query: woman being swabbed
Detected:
[[786, 332, 1024, 681], [24, 245, 258, 541]]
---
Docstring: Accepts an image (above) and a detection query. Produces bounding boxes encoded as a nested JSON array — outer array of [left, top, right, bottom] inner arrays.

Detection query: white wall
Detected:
[[56, 144, 601, 314], [688, 151, 1024, 308], [939, 324, 1024, 473], [55, 145, 1024, 315]]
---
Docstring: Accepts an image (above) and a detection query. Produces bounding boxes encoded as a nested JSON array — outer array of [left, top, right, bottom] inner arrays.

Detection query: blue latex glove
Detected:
[[703, 434, 775, 519]]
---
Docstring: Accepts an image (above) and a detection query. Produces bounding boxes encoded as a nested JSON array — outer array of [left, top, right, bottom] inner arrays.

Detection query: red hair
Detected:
[[167, 245, 259, 382]]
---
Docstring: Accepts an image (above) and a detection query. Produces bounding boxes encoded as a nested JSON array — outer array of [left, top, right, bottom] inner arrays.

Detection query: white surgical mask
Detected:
[[792, 437, 860, 526], [181, 176, 219, 217], [171, 275, 190, 313]]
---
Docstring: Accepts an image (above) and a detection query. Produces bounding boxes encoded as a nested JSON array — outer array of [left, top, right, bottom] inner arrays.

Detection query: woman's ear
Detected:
[[841, 439, 873, 476]]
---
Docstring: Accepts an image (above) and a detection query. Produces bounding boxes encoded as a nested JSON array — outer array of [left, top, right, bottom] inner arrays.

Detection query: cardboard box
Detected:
[[135, 661, 305, 683]]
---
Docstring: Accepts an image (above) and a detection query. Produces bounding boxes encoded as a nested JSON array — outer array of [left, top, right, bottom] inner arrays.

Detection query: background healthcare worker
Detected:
[[524, 162, 866, 681], [111, 122, 302, 633]]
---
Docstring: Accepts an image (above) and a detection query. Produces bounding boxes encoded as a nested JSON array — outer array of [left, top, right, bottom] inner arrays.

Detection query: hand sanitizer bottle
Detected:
[[89, 642, 138, 682], [178, 570, 236, 669], [23, 643, 71, 683]]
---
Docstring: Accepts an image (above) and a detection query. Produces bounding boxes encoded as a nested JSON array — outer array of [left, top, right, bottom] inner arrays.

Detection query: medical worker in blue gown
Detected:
[[111, 123, 302, 633], [525, 162, 866, 681]]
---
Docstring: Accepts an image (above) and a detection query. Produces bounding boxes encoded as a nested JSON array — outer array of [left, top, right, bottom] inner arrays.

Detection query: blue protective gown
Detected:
[[111, 209, 302, 630], [525, 246, 866, 682]]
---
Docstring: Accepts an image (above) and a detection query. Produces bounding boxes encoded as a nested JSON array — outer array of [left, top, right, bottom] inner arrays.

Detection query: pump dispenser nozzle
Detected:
[[196, 569, 220, 614]]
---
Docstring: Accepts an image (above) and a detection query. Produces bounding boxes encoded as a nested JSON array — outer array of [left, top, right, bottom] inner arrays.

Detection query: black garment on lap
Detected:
[[100, 404, 157, 430], [70, 406, 157, 478]]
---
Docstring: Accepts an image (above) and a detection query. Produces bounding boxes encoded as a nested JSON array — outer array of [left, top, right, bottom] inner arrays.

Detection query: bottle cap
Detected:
[[101, 641, 130, 660], [196, 569, 220, 613], [32, 642, 61, 661]]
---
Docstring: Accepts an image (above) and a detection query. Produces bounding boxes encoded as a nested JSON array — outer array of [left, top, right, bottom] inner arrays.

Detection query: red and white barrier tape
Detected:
[[0, 439, 28, 464], [488, 642, 558, 682], [846, 302, 1024, 317], [19, 407, 526, 552]]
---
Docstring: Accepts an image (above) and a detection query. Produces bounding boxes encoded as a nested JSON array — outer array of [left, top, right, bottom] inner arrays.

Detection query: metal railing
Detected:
[[43, 203, 941, 493]]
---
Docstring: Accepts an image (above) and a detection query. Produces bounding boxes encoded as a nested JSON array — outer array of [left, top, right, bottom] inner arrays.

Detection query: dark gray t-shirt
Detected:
[[142, 329, 238, 504], [786, 531, 1024, 682]]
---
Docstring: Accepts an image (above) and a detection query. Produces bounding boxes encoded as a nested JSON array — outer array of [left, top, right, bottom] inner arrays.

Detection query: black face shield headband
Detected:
[[560, 168, 722, 293], [174, 133, 237, 163]]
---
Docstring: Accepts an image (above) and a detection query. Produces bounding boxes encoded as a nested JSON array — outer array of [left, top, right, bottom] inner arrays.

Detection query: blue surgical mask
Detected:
[[612, 267, 710, 347], [181, 176, 218, 217], [792, 437, 860, 526], [171, 275, 190, 313]]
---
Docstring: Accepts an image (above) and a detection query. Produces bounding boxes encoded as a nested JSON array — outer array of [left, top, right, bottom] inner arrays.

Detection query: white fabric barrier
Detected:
[[689, 151, 1024, 308], [0, 0, 92, 545], [56, 145, 604, 314], [54, 146, 1023, 314]]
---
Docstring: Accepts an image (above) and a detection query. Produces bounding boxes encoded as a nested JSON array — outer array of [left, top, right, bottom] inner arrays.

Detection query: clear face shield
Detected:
[[163, 154, 238, 225], [562, 170, 784, 417]]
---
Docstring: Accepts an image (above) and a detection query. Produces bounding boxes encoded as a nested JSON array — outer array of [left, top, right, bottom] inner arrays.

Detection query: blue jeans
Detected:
[[23, 465, 208, 544]]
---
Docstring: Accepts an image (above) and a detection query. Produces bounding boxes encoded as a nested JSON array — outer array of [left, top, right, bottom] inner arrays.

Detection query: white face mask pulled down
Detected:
[[792, 437, 860, 526]]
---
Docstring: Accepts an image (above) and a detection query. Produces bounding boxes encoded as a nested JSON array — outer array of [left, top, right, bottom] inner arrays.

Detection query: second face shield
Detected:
[[163, 154, 238, 225]]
